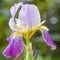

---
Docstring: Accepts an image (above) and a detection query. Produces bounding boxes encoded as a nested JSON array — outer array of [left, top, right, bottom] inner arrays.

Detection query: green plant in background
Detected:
[[2, 2, 56, 60]]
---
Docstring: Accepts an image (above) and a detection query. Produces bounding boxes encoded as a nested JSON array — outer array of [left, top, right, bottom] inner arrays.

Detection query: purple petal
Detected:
[[3, 35, 24, 58], [18, 4, 40, 30], [10, 2, 23, 17], [7, 31, 14, 41], [41, 29, 56, 50]]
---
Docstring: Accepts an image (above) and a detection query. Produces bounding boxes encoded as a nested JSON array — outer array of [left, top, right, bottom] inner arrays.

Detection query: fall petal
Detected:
[[41, 29, 56, 50], [3, 35, 24, 58], [7, 31, 14, 41]]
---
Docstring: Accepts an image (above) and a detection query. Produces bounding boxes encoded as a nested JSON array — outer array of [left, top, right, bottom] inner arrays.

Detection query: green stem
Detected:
[[26, 43, 33, 60]]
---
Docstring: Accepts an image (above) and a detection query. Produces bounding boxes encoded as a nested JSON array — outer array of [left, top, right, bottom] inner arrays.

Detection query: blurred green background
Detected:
[[0, 0, 60, 60]]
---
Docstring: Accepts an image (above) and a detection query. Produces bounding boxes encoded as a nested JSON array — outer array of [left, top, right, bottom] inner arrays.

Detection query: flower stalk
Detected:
[[26, 43, 33, 60]]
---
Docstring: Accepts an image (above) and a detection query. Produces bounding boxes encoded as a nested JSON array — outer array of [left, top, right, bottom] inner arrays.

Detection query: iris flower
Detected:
[[3, 2, 56, 58]]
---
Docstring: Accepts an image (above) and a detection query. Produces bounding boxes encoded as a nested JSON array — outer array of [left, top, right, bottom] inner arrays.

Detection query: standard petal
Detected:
[[9, 18, 16, 31], [41, 29, 56, 50], [10, 2, 23, 17], [9, 18, 21, 31], [18, 4, 40, 30], [3, 35, 24, 58]]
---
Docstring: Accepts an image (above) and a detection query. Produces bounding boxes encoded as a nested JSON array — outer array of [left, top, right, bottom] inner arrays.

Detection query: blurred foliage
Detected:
[[0, 0, 60, 60]]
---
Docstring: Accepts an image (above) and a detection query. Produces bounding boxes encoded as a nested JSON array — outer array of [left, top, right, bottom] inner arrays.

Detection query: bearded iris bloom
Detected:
[[3, 2, 56, 59]]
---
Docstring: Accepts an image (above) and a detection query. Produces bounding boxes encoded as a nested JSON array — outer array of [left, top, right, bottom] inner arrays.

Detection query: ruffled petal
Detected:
[[18, 4, 40, 30], [10, 2, 23, 17], [41, 29, 56, 50], [3, 35, 24, 58]]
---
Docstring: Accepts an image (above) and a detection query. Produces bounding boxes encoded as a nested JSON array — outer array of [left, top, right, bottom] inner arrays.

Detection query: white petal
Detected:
[[10, 2, 23, 17], [18, 4, 41, 30]]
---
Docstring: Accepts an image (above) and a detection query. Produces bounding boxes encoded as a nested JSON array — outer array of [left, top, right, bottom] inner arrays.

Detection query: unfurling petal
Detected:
[[41, 29, 56, 50], [18, 4, 40, 30], [10, 2, 23, 17], [3, 35, 24, 58]]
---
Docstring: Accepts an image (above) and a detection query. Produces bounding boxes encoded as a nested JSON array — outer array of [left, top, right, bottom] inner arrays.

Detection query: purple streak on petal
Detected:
[[7, 31, 14, 41], [3, 35, 24, 58], [41, 29, 56, 50], [7, 35, 12, 42], [18, 4, 40, 29], [10, 2, 23, 17]]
